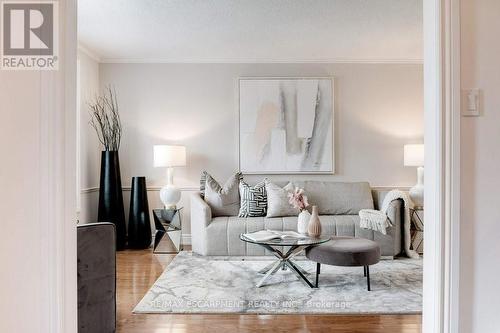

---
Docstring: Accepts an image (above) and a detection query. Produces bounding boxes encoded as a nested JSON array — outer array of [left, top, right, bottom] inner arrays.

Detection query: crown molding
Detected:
[[77, 44, 102, 63], [99, 58, 424, 65]]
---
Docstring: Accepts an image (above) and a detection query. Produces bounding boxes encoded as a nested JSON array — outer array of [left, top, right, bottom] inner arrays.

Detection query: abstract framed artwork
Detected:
[[239, 77, 334, 174]]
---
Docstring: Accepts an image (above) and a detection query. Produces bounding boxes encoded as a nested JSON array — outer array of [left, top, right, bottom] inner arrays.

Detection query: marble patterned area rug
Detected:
[[134, 252, 422, 314]]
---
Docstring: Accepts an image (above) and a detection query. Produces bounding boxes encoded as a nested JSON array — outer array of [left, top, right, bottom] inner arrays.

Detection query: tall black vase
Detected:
[[128, 177, 152, 249], [98, 151, 126, 250]]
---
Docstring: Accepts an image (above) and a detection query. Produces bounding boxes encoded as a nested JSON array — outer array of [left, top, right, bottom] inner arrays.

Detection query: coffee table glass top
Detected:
[[239, 233, 330, 246]]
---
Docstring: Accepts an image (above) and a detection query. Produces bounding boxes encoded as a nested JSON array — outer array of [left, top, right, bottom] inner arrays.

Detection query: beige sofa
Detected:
[[191, 181, 403, 257]]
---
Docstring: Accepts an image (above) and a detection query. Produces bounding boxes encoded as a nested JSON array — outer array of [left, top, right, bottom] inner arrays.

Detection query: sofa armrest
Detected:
[[77, 222, 116, 333], [372, 189, 403, 225], [191, 192, 212, 255], [386, 198, 403, 226], [191, 192, 212, 227], [372, 189, 404, 256]]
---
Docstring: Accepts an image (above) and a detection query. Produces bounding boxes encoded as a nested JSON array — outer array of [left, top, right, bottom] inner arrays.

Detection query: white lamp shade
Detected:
[[153, 145, 186, 167], [404, 144, 424, 166]]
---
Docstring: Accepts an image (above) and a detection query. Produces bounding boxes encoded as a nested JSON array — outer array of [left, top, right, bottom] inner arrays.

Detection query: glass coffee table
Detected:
[[239, 234, 330, 288]]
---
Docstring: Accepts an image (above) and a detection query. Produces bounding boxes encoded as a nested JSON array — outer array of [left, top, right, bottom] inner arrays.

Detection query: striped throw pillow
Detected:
[[199, 171, 207, 198]]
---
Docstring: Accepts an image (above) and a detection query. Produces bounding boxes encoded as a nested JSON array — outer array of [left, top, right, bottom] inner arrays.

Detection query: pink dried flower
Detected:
[[287, 187, 309, 211]]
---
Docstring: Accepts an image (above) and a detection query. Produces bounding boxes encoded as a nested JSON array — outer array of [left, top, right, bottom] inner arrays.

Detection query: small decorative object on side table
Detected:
[[152, 207, 183, 254], [410, 207, 424, 254]]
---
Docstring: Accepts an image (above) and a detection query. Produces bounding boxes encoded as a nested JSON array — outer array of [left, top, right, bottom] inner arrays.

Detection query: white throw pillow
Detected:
[[265, 180, 298, 217]]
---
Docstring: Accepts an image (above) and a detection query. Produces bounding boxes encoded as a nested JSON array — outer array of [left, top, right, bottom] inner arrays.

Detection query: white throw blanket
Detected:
[[359, 190, 419, 259], [359, 209, 392, 234]]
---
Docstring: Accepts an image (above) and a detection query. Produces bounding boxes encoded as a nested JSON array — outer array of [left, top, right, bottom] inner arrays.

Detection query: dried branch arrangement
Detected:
[[88, 86, 122, 151]]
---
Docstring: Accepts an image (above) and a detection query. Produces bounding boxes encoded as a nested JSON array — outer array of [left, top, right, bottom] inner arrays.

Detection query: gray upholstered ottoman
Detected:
[[305, 236, 381, 290]]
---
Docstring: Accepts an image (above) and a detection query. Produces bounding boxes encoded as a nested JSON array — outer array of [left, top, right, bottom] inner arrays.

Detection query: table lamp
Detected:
[[404, 144, 424, 207], [153, 145, 186, 209]]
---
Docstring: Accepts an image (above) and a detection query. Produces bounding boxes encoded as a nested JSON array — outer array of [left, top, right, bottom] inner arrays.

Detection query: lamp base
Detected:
[[160, 185, 181, 209], [409, 166, 424, 208], [409, 184, 424, 208]]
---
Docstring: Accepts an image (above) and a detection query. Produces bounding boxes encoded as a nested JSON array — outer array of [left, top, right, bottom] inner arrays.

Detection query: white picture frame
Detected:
[[238, 77, 335, 174]]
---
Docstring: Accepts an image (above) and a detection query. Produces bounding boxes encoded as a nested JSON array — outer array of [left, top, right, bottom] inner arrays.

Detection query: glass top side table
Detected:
[[152, 207, 183, 254]]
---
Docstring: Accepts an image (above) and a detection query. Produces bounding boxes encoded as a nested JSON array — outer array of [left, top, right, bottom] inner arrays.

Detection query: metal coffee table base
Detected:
[[256, 243, 316, 288]]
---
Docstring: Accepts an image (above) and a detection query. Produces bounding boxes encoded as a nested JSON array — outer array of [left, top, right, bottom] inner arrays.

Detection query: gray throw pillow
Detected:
[[238, 180, 267, 217], [202, 171, 242, 217], [265, 180, 298, 217]]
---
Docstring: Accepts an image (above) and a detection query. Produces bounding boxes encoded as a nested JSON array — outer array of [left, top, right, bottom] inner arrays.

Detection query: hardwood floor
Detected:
[[116, 249, 422, 333]]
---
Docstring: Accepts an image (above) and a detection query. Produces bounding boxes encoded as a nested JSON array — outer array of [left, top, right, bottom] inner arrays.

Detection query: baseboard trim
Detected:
[[151, 233, 191, 246], [182, 234, 192, 246]]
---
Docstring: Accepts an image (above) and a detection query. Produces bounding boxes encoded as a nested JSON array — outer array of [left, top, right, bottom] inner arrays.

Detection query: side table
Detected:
[[152, 207, 183, 254], [410, 207, 424, 254]]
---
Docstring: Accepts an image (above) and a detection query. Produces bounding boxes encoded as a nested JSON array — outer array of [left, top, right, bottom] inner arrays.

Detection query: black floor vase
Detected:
[[128, 177, 152, 249], [98, 151, 126, 250]]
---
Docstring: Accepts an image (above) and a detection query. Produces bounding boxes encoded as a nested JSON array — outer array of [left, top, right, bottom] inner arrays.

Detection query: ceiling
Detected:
[[78, 0, 423, 63]]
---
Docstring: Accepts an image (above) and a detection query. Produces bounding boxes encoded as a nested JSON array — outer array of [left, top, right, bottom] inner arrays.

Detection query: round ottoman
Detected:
[[305, 236, 381, 290]]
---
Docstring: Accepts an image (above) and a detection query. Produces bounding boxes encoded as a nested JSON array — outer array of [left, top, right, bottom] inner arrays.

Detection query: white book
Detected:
[[242, 230, 309, 242]]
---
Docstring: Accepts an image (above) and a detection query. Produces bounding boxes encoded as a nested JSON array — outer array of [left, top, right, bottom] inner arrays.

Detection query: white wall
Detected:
[[80, 63, 423, 235], [77, 49, 100, 224], [460, 0, 500, 332], [0, 70, 46, 333]]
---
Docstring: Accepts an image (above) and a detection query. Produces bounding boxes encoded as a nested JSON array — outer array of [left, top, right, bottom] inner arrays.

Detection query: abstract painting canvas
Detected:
[[239, 78, 334, 174]]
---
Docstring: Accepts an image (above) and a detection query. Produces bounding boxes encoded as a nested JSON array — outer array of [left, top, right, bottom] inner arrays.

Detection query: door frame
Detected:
[[46, 0, 462, 331], [422, 0, 461, 332], [41, 0, 78, 332]]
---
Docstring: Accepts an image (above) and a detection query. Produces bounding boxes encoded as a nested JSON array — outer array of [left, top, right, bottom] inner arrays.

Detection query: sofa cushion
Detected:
[[294, 181, 374, 215], [204, 215, 384, 256]]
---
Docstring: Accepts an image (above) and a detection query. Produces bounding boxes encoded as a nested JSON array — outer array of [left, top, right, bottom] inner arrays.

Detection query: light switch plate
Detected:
[[462, 89, 480, 116]]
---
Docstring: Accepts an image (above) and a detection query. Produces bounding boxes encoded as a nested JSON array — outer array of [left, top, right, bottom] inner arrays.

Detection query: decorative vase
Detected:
[[307, 205, 322, 238], [98, 151, 126, 250], [297, 210, 311, 234], [128, 177, 152, 249]]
